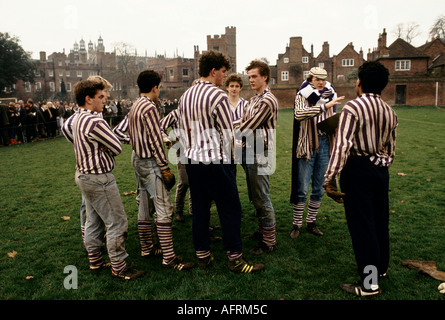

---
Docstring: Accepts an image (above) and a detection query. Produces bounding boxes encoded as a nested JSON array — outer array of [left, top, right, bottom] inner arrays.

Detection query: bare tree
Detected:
[[405, 22, 420, 43], [429, 15, 445, 39], [392, 22, 420, 43], [111, 42, 139, 97]]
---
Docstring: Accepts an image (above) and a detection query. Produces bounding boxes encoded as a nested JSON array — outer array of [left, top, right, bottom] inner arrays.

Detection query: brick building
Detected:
[[9, 36, 116, 102], [368, 29, 445, 106]]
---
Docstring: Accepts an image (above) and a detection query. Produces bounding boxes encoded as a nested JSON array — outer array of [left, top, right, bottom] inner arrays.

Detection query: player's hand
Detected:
[[326, 96, 345, 109], [161, 168, 176, 191], [323, 179, 345, 203], [438, 283, 445, 294]]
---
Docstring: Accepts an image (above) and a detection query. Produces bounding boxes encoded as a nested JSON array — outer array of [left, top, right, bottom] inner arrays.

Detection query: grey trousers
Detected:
[[75, 171, 129, 262]]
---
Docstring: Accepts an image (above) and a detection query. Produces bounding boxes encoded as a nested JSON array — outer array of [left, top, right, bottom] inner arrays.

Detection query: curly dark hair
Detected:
[[224, 73, 244, 88], [358, 61, 389, 94], [198, 50, 232, 77], [245, 60, 270, 84]]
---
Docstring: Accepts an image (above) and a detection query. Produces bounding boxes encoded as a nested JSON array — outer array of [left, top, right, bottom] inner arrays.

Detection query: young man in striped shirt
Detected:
[[238, 60, 278, 255], [127, 70, 194, 271], [178, 51, 264, 273], [67, 79, 144, 280], [323, 61, 398, 296]]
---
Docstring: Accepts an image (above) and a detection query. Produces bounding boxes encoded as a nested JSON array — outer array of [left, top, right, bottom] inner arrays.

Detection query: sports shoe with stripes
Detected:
[[228, 257, 264, 273], [198, 254, 214, 269], [141, 246, 162, 258], [163, 256, 196, 271], [340, 283, 381, 297]]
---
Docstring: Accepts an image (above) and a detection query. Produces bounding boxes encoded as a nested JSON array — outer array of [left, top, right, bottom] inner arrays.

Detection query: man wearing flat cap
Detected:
[[289, 67, 344, 238]]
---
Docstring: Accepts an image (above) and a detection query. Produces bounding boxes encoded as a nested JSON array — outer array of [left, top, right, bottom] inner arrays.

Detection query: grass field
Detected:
[[0, 105, 444, 307]]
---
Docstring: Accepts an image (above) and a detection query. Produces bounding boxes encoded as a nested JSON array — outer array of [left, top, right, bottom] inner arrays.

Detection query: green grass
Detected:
[[0, 105, 444, 303]]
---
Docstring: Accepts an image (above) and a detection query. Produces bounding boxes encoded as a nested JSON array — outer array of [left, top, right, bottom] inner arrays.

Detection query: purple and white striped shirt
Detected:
[[178, 80, 234, 164], [62, 108, 122, 174], [324, 93, 398, 183], [231, 97, 248, 128], [160, 108, 180, 139], [112, 114, 130, 144], [239, 88, 278, 151], [127, 96, 169, 170]]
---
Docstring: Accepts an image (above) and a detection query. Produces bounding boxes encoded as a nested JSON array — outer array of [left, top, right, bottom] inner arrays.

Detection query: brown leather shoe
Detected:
[[307, 222, 323, 236], [290, 225, 301, 239]]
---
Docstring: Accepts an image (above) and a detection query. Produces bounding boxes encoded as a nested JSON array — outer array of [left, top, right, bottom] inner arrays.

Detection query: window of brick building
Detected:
[[395, 60, 410, 71], [281, 71, 289, 81], [342, 59, 354, 67], [302, 56, 309, 63], [284, 58, 289, 63]]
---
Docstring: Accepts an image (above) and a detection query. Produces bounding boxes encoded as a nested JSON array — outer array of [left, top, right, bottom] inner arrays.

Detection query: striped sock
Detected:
[[111, 260, 127, 274], [138, 220, 153, 256], [307, 200, 321, 224], [156, 222, 176, 264], [196, 250, 211, 260], [292, 202, 305, 227], [262, 225, 276, 247], [88, 251, 104, 269], [226, 251, 242, 261], [81, 226, 85, 244]]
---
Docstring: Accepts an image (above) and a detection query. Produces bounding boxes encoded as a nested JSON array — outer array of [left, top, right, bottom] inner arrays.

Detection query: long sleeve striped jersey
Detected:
[[324, 93, 398, 183], [62, 108, 122, 174], [127, 96, 169, 171], [178, 80, 234, 164]]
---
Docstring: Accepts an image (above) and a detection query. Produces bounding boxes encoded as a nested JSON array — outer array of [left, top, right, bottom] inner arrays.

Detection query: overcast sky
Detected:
[[1, 0, 444, 72]]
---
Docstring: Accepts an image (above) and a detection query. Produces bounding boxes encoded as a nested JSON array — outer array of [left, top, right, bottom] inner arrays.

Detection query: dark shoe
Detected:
[[176, 213, 185, 222], [228, 257, 264, 273], [141, 246, 162, 258], [340, 282, 381, 297], [112, 267, 145, 280], [198, 254, 214, 269], [248, 242, 276, 255], [307, 222, 323, 236], [290, 225, 301, 239], [243, 231, 263, 241], [163, 256, 196, 271], [90, 261, 111, 273]]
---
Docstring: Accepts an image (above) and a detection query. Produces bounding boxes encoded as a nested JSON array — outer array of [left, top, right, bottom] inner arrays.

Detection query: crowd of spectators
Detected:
[[0, 97, 178, 147]]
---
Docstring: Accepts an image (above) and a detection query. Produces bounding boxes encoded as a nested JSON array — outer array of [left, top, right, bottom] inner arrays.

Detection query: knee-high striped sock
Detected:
[[138, 220, 154, 256], [156, 222, 176, 263], [111, 260, 127, 275], [88, 250, 104, 269], [307, 200, 321, 224], [262, 225, 276, 247], [292, 202, 305, 227]]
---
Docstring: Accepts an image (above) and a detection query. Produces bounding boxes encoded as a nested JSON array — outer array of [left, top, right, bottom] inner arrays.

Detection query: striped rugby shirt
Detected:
[[239, 88, 278, 152], [231, 97, 248, 128], [62, 108, 122, 174], [178, 80, 234, 164], [112, 114, 130, 144], [324, 93, 398, 183], [127, 95, 169, 170], [160, 108, 180, 139]]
